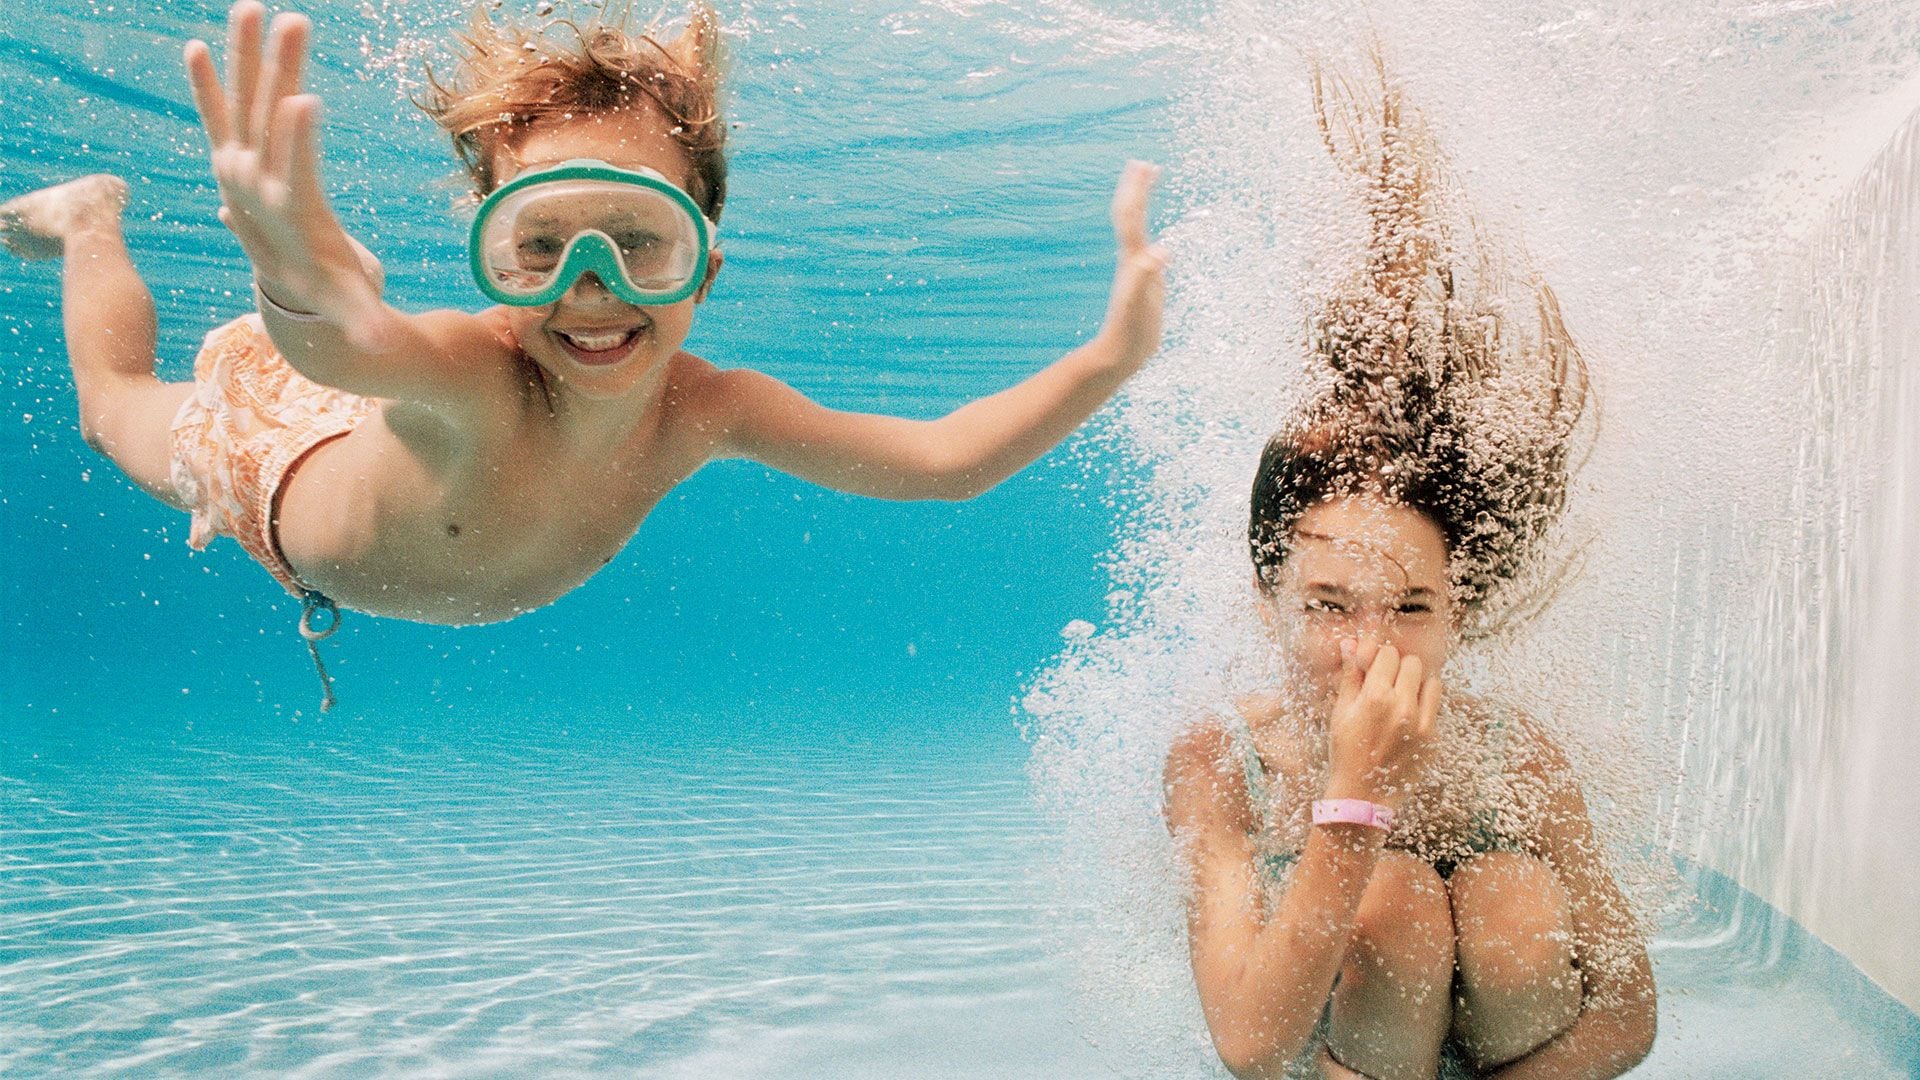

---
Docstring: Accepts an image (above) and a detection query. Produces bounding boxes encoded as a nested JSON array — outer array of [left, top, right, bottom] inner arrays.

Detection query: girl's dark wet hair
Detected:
[[1249, 53, 1591, 632]]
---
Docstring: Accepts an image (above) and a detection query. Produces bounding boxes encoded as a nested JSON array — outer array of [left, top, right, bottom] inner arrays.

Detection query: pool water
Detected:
[[3, 1, 1918, 1076]]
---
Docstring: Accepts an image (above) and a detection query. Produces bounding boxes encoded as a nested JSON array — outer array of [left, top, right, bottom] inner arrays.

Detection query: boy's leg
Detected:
[[1447, 851, 1582, 1070], [3, 176, 191, 506], [1324, 850, 1456, 1080]]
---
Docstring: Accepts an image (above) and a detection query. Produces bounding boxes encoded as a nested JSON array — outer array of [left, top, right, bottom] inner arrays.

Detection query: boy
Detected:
[[0, 2, 1167, 642]]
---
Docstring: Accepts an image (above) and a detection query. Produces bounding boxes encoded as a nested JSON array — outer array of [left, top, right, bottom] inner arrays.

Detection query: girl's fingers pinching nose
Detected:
[[1417, 675, 1442, 734], [1361, 642, 1400, 697], [1392, 653, 1425, 707], [1350, 637, 1381, 673]]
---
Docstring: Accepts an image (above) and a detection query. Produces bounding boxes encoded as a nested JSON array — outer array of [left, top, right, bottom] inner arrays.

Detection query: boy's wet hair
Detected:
[[1249, 51, 1592, 637], [418, 2, 728, 222]]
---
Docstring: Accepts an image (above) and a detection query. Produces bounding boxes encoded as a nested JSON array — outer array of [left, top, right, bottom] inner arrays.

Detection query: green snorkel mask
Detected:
[[470, 159, 716, 308]]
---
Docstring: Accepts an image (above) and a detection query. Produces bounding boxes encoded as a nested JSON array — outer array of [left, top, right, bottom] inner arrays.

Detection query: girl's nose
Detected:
[[1353, 608, 1390, 639]]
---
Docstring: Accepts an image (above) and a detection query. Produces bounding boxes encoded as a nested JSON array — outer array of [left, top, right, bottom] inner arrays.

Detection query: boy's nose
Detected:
[[564, 270, 616, 302]]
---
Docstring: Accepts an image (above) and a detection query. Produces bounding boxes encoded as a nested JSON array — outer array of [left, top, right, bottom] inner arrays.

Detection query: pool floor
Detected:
[[2, 709, 1915, 1077]]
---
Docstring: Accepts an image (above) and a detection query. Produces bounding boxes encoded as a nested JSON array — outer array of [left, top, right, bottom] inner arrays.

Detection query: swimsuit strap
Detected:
[[1235, 725, 1273, 831], [297, 590, 341, 713]]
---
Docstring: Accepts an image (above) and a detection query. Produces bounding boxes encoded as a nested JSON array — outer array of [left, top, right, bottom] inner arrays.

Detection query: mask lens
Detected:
[[479, 178, 703, 300]]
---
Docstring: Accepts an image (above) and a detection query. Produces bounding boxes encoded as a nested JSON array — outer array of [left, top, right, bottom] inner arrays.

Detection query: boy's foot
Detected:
[[0, 175, 130, 260]]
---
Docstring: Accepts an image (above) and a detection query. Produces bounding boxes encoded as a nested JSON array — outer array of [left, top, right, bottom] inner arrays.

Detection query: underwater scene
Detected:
[[3, 0, 1918, 1076]]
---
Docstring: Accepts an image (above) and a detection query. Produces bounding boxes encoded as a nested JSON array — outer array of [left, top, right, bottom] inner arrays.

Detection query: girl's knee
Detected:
[[1329, 852, 1455, 1080], [1449, 852, 1575, 989], [1448, 852, 1581, 1067], [1350, 852, 1454, 979]]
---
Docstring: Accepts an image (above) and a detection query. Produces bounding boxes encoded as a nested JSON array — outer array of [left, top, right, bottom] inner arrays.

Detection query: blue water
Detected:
[[2, 1, 1917, 1076]]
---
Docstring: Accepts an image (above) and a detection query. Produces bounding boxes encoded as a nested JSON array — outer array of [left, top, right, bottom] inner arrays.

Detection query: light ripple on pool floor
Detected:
[[2, 722, 1094, 1076]]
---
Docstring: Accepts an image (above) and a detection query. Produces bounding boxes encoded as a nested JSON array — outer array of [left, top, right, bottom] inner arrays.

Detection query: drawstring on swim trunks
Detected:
[[298, 590, 341, 713]]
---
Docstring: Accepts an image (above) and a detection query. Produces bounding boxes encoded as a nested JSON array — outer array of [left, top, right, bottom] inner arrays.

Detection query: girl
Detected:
[[1162, 57, 1656, 1079]]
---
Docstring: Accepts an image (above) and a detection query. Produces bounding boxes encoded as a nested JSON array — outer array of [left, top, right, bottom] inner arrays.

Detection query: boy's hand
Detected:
[[185, 2, 375, 322], [1096, 160, 1169, 373]]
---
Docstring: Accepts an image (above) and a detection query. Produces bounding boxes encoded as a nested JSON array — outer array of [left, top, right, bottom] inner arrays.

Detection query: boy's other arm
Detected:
[[716, 162, 1166, 500], [260, 301, 523, 410], [1486, 720, 1657, 1080], [712, 337, 1134, 500]]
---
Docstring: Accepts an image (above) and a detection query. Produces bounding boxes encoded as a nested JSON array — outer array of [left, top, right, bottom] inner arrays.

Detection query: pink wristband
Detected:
[[1311, 798, 1395, 832]]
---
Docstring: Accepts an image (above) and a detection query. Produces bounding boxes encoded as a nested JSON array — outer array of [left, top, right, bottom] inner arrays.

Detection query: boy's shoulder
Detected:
[[662, 349, 739, 413], [662, 354, 804, 426]]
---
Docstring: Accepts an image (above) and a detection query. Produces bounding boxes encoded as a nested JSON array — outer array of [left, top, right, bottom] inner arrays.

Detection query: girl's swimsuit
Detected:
[[1234, 704, 1522, 882]]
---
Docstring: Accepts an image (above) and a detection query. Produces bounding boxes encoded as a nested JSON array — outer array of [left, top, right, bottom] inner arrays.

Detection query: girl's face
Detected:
[[1262, 495, 1456, 708], [491, 106, 723, 401]]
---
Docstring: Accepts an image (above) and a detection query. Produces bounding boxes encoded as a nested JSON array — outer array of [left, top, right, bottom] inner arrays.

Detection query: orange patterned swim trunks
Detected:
[[167, 315, 379, 597]]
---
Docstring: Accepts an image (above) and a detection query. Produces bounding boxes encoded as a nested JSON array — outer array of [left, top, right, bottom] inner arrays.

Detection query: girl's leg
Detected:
[[2, 176, 191, 506], [1447, 851, 1582, 1070], [1324, 850, 1456, 1080], [1316, 1044, 1370, 1078]]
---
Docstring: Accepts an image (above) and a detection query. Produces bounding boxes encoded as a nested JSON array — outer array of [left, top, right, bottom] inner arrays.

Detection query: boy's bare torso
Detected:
[[280, 311, 733, 623]]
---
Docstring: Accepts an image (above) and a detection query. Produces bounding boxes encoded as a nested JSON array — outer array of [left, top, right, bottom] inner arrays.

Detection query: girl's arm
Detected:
[[1166, 644, 1441, 1077], [714, 163, 1166, 500], [186, 5, 521, 410], [1487, 720, 1657, 1079], [1165, 721, 1390, 1077]]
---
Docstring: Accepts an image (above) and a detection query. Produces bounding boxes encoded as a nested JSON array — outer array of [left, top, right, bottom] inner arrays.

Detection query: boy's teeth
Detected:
[[565, 330, 633, 351]]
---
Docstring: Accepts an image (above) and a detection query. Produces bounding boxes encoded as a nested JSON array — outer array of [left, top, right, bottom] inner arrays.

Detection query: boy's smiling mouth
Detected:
[[552, 322, 650, 366]]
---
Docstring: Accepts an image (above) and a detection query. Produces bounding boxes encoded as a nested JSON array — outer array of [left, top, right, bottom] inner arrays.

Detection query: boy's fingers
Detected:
[[285, 96, 326, 204], [228, 1, 268, 143], [264, 94, 302, 183], [1110, 160, 1159, 254], [184, 41, 232, 147], [252, 13, 310, 143]]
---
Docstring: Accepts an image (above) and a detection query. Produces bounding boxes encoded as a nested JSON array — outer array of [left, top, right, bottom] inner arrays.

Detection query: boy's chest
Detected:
[[449, 425, 708, 553]]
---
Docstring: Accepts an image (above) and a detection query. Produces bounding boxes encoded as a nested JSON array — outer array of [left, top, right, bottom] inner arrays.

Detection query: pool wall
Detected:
[[1695, 94, 1920, 1014]]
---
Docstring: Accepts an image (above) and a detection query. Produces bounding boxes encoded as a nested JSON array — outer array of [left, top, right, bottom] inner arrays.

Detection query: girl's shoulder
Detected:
[[1163, 715, 1258, 837]]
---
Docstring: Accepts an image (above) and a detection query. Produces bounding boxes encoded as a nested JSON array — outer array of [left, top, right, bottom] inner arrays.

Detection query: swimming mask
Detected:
[[470, 159, 715, 308]]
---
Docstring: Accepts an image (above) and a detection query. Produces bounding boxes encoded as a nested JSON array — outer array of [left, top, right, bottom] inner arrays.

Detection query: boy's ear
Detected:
[[694, 248, 724, 303]]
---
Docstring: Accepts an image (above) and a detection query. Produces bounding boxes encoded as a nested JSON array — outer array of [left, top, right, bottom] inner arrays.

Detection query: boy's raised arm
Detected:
[[717, 162, 1167, 500], [186, 3, 514, 409]]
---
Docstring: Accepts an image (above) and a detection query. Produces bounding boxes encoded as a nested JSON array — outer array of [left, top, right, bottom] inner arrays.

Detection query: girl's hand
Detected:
[[184, 2, 375, 321], [1095, 161, 1169, 373], [1324, 641, 1442, 810]]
